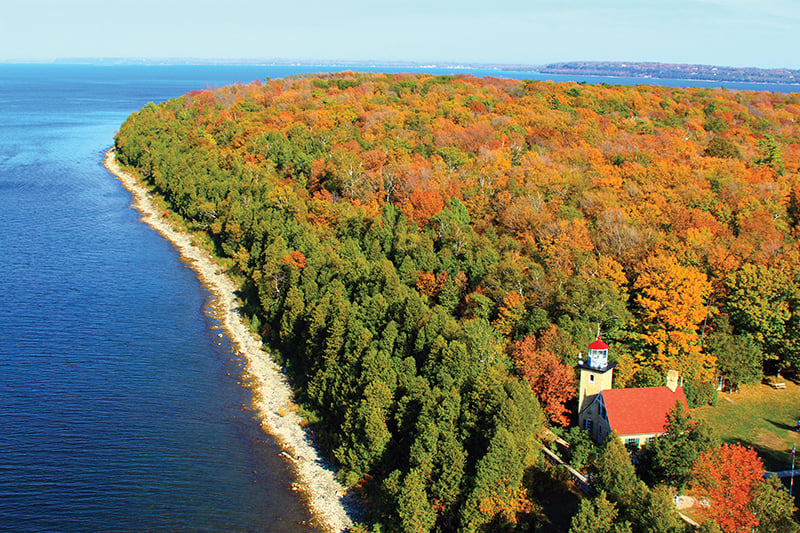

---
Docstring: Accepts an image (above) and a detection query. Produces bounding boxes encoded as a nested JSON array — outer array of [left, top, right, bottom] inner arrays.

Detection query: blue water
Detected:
[[0, 63, 796, 532], [0, 65, 318, 532]]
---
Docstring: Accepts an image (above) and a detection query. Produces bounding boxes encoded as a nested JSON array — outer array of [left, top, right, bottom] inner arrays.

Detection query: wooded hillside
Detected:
[[114, 72, 800, 530]]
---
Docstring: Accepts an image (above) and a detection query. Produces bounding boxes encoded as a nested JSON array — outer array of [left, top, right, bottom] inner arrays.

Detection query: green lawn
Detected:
[[692, 379, 800, 472]]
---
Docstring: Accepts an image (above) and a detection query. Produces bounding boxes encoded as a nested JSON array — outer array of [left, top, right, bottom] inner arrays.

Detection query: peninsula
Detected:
[[537, 61, 800, 84], [111, 72, 800, 531]]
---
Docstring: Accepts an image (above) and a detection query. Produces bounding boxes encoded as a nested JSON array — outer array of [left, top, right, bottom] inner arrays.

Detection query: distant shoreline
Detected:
[[539, 61, 800, 86], [5, 58, 800, 86], [103, 148, 355, 533]]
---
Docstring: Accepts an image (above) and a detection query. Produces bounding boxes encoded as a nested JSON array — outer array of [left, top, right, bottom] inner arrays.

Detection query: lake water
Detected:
[[0, 65, 319, 532], [0, 64, 796, 532]]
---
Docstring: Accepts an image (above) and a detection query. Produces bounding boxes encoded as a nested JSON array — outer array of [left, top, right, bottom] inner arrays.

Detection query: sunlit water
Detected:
[[0, 65, 318, 532]]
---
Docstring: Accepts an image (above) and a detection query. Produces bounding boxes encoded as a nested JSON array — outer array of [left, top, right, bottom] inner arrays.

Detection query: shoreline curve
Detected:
[[104, 148, 354, 532]]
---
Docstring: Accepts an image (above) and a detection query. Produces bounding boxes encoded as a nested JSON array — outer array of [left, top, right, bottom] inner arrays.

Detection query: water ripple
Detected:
[[0, 65, 317, 532]]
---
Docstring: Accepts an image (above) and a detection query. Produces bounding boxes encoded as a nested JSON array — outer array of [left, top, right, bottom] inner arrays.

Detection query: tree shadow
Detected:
[[721, 437, 796, 473], [764, 362, 799, 384], [526, 462, 582, 532], [767, 418, 800, 432]]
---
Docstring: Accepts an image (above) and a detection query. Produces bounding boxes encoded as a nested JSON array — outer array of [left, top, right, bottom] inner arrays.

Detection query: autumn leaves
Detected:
[[113, 71, 800, 531]]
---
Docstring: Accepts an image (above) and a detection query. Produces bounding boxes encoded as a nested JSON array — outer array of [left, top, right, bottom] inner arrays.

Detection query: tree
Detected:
[[594, 431, 643, 510], [563, 425, 599, 470], [755, 134, 785, 174], [510, 335, 577, 426], [725, 263, 796, 365], [751, 475, 799, 533], [627, 484, 685, 533], [493, 291, 527, 337], [639, 402, 716, 490], [333, 380, 394, 484], [397, 467, 436, 533], [568, 490, 627, 533], [459, 427, 533, 531], [705, 135, 741, 159], [690, 443, 764, 532], [634, 254, 713, 380], [529, 351, 576, 427], [704, 316, 763, 391], [556, 271, 631, 335], [592, 431, 687, 531]]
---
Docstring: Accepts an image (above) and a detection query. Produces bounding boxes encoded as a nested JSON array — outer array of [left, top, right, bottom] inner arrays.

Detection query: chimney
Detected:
[[666, 370, 679, 392]]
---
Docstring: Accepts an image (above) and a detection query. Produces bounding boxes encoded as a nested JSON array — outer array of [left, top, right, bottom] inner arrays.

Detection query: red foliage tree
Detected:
[[279, 250, 307, 270], [510, 335, 576, 426], [689, 442, 764, 532]]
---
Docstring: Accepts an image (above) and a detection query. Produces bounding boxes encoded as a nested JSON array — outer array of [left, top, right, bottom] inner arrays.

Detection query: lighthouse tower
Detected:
[[577, 330, 615, 437]]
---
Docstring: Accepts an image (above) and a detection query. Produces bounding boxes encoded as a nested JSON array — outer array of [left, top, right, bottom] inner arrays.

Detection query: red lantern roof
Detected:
[[589, 336, 608, 350]]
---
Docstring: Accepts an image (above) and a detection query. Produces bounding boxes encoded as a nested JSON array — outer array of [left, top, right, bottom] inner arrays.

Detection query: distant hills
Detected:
[[537, 61, 800, 85]]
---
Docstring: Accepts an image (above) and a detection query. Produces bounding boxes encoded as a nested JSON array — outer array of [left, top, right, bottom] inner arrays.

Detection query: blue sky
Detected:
[[2, 0, 798, 69]]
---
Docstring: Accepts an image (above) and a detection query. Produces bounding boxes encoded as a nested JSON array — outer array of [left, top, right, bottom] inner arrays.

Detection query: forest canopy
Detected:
[[114, 72, 800, 530]]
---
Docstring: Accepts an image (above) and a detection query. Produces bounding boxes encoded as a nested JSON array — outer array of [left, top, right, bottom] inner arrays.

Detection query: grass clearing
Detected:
[[692, 379, 800, 472]]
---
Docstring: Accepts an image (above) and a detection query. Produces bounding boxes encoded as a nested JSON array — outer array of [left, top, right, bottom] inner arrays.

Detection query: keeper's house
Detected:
[[577, 334, 688, 448]]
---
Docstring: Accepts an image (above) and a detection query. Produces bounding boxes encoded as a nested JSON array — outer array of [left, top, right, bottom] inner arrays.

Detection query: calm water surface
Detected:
[[0, 65, 319, 532], [0, 64, 796, 532]]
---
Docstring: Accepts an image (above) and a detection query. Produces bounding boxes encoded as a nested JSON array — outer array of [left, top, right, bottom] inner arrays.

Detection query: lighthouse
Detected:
[[576, 331, 688, 446], [577, 330, 615, 440]]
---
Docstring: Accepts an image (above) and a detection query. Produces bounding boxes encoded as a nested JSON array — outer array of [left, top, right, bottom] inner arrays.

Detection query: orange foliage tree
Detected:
[[689, 443, 764, 532], [493, 291, 526, 337]]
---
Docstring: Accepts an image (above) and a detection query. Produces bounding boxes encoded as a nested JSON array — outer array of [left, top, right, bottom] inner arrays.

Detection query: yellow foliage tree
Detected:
[[478, 486, 534, 526], [492, 291, 526, 337], [634, 254, 714, 380]]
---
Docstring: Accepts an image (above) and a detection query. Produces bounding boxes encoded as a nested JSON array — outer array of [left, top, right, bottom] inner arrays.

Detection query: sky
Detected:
[[2, 0, 799, 69]]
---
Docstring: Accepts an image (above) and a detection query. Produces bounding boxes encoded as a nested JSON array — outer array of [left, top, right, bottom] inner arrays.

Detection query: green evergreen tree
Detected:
[[627, 485, 685, 533], [397, 467, 436, 533], [568, 490, 627, 533], [639, 402, 716, 490], [594, 432, 642, 509], [460, 427, 529, 532]]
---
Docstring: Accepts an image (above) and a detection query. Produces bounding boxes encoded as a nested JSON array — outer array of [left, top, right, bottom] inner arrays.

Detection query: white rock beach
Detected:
[[104, 148, 355, 532]]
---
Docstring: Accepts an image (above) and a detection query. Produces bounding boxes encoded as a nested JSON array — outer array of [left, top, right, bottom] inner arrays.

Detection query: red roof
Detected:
[[601, 387, 688, 436], [589, 337, 609, 350]]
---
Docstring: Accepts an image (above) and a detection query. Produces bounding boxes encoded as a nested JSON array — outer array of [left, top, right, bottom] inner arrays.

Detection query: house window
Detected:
[[625, 437, 639, 448], [646, 437, 655, 444], [588, 374, 595, 383], [585, 419, 593, 432]]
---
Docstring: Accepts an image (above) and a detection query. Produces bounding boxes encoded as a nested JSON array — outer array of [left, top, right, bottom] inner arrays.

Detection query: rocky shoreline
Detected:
[[104, 148, 355, 532]]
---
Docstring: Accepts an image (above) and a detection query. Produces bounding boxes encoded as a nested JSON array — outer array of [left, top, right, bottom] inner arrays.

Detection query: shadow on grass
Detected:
[[720, 436, 800, 522], [721, 437, 796, 473], [767, 419, 800, 432]]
